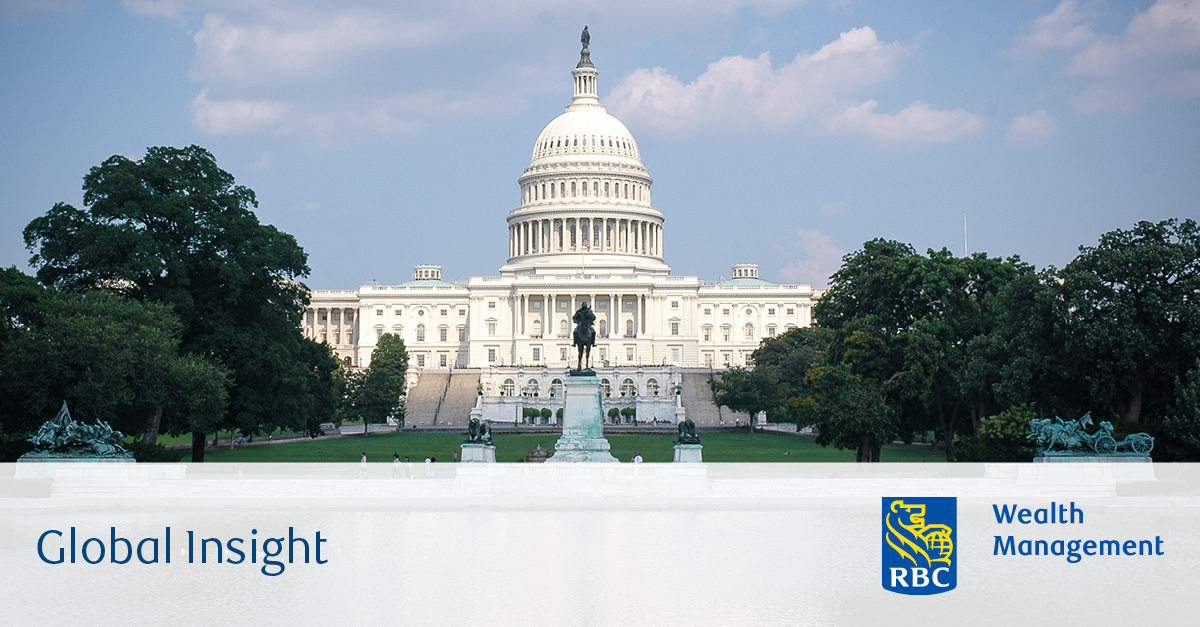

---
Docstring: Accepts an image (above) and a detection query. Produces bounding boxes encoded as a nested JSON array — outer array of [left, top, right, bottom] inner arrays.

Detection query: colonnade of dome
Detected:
[[509, 216, 661, 258]]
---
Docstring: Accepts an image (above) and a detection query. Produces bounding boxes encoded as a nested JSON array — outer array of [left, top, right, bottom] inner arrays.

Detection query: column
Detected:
[[612, 293, 619, 340]]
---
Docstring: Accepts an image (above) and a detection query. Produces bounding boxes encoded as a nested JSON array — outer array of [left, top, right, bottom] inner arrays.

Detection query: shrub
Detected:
[[955, 404, 1039, 462], [540, 408, 552, 420], [607, 408, 619, 418], [557, 408, 564, 419], [125, 440, 185, 463]]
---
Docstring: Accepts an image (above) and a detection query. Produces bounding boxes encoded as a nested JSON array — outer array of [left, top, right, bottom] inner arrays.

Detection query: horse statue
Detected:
[[571, 302, 596, 373]]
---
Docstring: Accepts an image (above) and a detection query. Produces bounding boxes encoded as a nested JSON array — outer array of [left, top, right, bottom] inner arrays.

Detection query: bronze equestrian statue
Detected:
[[572, 302, 596, 373]]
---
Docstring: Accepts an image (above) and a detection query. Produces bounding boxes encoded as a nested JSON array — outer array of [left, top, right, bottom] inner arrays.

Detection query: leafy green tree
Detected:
[[358, 334, 408, 432], [954, 404, 1039, 462], [1056, 218, 1200, 425], [0, 268, 229, 446], [540, 408, 552, 422], [750, 326, 832, 395], [710, 365, 788, 432], [23, 146, 335, 460], [1164, 362, 1200, 460], [794, 364, 895, 462]]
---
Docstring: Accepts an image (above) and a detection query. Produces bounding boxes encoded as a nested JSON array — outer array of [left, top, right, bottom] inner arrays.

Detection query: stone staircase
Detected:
[[404, 372, 449, 426], [679, 369, 749, 426], [435, 370, 482, 426]]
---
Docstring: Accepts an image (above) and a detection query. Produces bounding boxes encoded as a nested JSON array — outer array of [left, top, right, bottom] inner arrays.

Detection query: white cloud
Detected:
[[826, 99, 984, 143], [190, 88, 287, 135], [1010, 0, 1095, 57], [779, 228, 844, 287], [1013, 0, 1200, 112], [607, 27, 983, 143], [1006, 110, 1057, 146]]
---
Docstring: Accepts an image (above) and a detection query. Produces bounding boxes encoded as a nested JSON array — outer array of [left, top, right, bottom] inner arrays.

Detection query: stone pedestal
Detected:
[[547, 374, 619, 463], [1034, 455, 1154, 481], [673, 443, 703, 463], [460, 442, 496, 463]]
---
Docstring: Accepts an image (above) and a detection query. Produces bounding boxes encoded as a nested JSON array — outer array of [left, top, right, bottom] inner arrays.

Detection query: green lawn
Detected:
[[201, 431, 945, 463]]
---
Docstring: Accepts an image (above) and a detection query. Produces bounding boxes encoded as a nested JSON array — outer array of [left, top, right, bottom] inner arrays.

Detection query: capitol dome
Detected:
[[504, 38, 667, 276]]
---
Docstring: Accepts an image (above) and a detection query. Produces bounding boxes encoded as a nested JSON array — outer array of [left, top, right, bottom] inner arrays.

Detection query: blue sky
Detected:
[[1, 0, 1197, 288]]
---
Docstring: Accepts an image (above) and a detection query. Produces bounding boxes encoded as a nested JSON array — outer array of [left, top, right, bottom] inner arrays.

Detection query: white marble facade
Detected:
[[302, 45, 822, 403]]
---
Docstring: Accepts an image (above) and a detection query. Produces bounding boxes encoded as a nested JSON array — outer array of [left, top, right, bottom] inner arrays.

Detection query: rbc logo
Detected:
[[882, 497, 957, 595]]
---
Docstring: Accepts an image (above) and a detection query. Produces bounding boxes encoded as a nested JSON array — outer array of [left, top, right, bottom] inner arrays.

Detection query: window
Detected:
[[599, 347, 607, 362], [670, 322, 680, 335], [671, 347, 680, 362], [416, 325, 426, 342], [488, 348, 497, 363], [459, 309, 466, 316], [501, 378, 515, 396], [458, 327, 466, 342], [320, 314, 326, 322], [439, 327, 448, 342], [626, 319, 634, 336], [723, 309, 730, 316], [523, 379, 540, 397], [598, 320, 607, 337], [416, 354, 425, 367], [376, 309, 383, 316], [531, 301, 541, 311], [768, 325, 777, 337], [746, 309, 753, 316], [625, 300, 634, 311], [745, 323, 754, 340], [559, 300, 569, 310], [440, 309, 448, 316], [647, 379, 660, 396], [704, 308, 711, 316], [768, 308, 775, 315], [487, 322, 497, 336], [532, 320, 542, 336], [439, 354, 447, 367], [532, 347, 541, 362], [787, 308, 794, 315], [417, 310, 425, 317], [346, 312, 354, 322], [621, 379, 637, 397], [560, 320, 569, 335], [722, 325, 731, 341], [333, 330, 340, 344], [560, 347, 568, 361], [671, 301, 679, 309], [723, 352, 732, 366], [375, 327, 384, 338], [394, 309, 402, 316], [703, 326, 712, 341], [601, 378, 612, 397], [597, 300, 606, 310], [571, 182, 576, 197], [551, 379, 564, 397], [488, 301, 496, 309], [626, 347, 634, 361]]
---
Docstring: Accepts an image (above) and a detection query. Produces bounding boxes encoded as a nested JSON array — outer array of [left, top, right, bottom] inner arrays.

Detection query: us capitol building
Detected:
[[303, 37, 822, 426]]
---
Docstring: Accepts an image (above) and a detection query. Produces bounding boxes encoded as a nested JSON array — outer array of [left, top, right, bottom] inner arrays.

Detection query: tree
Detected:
[[0, 268, 229, 445], [710, 365, 788, 432], [794, 364, 895, 462], [540, 407, 552, 422], [1057, 219, 1200, 425], [23, 146, 335, 460], [357, 334, 408, 432]]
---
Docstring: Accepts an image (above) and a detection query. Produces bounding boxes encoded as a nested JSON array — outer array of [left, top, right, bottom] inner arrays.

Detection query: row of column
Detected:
[[512, 294, 649, 341], [509, 217, 661, 258], [308, 307, 356, 344]]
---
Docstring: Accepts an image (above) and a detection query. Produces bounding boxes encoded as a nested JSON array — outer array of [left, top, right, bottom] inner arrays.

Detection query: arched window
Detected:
[[532, 320, 542, 336], [626, 319, 634, 336], [624, 184, 629, 198], [767, 325, 777, 337], [620, 378, 637, 397], [646, 378, 659, 396], [601, 378, 612, 397], [593, 181, 599, 195], [393, 325, 402, 335], [560, 319, 569, 335], [375, 325, 384, 339], [523, 379, 540, 397], [560, 182, 565, 198], [571, 182, 576, 197], [604, 182, 610, 197], [744, 323, 754, 340], [721, 325, 731, 341], [551, 183, 556, 198], [550, 379, 564, 398], [501, 379, 515, 396], [598, 319, 607, 337], [416, 324, 425, 342]]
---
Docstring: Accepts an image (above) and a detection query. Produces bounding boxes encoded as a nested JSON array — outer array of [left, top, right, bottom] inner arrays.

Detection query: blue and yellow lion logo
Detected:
[[885, 499, 954, 568]]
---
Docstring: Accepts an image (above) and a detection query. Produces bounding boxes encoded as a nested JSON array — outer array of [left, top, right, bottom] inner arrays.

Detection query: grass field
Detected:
[[201, 431, 946, 463]]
